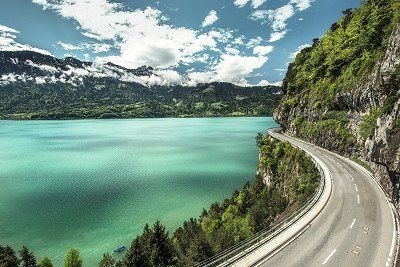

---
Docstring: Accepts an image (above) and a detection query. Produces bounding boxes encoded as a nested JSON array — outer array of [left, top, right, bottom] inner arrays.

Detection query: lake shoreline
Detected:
[[0, 117, 278, 266]]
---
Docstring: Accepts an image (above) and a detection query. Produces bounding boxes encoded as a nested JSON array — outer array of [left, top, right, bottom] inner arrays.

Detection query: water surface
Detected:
[[0, 117, 278, 265]]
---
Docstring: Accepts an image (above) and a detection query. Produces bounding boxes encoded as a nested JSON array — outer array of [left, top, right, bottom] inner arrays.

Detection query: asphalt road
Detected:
[[254, 130, 397, 267]]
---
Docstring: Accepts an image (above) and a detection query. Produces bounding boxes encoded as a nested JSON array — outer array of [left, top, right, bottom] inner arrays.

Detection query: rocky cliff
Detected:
[[274, 0, 400, 205]]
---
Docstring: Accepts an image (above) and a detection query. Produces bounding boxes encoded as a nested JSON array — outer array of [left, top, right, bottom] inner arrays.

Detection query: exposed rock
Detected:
[[275, 21, 400, 207]]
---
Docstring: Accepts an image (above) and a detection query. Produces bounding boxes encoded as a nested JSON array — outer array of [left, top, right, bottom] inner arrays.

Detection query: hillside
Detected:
[[274, 0, 400, 203], [0, 51, 281, 119]]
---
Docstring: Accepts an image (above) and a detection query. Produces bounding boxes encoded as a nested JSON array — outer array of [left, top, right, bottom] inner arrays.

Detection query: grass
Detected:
[[351, 158, 373, 172]]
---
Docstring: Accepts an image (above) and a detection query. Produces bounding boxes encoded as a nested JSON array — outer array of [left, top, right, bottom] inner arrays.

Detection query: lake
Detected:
[[0, 117, 278, 265]]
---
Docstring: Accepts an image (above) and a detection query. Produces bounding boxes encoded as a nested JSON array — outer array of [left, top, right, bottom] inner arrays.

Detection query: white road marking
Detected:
[[354, 184, 358, 192], [388, 203, 397, 265], [322, 249, 336, 265], [350, 218, 356, 229], [357, 194, 360, 204]]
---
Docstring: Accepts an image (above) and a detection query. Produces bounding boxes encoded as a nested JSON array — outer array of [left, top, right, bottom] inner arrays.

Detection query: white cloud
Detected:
[[58, 41, 112, 54], [232, 36, 245, 45], [225, 47, 240, 55], [246, 37, 263, 48], [32, 0, 223, 69], [290, 0, 314, 11], [0, 24, 52, 55], [289, 43, 311, 58], [253, 45, 273, 56], [251, 5, 294, 32], [252, 0, 268, 9], [234, 0, 250, 8], [0, 25, 19, 34], [257, 79, 282, 86], [234, 0, 267, 9], [213, 54, 268, 84], [269, 30, 287, 42], [58, 41, 82, 51], [250, 1, 314, 43], [202, 10, 218, 27], [185, 54, 269, 86], [86, 43, 112, 53]]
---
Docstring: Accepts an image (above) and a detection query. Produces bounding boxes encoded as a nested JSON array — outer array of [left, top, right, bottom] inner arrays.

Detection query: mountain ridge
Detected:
[[0, 50, 281, 119]]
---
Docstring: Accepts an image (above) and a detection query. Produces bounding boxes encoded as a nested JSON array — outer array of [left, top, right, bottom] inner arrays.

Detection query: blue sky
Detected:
[[0, 0, 361, 86]]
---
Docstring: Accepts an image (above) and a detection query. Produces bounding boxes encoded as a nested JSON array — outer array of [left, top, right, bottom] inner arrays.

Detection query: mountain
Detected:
[[0, 50, 281, 119], [274, 0, 400, 203]]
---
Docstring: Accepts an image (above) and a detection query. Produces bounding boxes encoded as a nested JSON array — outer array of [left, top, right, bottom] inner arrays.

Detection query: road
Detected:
[[232, 129, 398, 267]]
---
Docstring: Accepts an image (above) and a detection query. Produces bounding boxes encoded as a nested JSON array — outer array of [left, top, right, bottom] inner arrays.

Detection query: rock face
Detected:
[[274, 2, 400, 206], [366, 23, 400, 202]]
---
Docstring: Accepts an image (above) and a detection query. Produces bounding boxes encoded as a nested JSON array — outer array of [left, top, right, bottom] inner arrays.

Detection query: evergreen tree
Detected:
[[98, 253, 115, 267], [63, 249, 82, 267], [38, 257, 53, 267], [0, 245, 18, 267], [173, 218, 214, 266], [123, 238, 147, 267], [149, 220, 174, 267], [19, 246, 37, 267]]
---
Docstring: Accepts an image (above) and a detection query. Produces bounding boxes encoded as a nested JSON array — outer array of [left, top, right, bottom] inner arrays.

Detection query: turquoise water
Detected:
[[0, 117, 278, 265]]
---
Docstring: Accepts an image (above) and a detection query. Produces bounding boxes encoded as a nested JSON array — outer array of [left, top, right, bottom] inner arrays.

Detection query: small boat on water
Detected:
[[112, 246, 126, 253], [112, 238, 126, 253]]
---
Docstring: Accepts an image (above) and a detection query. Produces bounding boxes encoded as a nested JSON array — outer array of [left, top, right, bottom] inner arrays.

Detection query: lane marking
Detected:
[[388, 203, 397, 265], [350, 218, 356, 229], [357, 194, 360, 204], [354, 184, 358, 192], [253, 225, 311, 267], [322, 249, 336, 265]]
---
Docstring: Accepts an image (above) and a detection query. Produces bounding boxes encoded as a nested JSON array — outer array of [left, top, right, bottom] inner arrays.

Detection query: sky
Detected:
[[0, 0, 362, 86]]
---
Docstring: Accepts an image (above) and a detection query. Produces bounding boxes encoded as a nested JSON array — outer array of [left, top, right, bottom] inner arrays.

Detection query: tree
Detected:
[[19, 246, 37, 267], [149, 220, 174, 267], [255, 133, 263, 148], [63, 249, 82, 267], [0, 245, 18, 267], [38, 257, 53, 267], [173, 219, 214, 266], [98, 253, 115, 267], [123, 238, 147, 267], [312, 38, 320, 47]]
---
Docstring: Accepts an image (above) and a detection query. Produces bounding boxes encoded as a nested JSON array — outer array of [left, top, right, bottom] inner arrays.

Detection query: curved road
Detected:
[[234, 129, 398, 267]]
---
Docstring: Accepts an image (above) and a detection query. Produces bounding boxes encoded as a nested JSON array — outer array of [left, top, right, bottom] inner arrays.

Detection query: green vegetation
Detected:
[[19, 246, 37, 267], [64, 249, 82, 267], [360, 107, 382, 140], [0, 136, 320, 266], [352, 158, 373, 172], [0, 82, 280, 120], [38, 258, 53, 267], [278, 0, 399, 152], [284, 0, 398, 103]]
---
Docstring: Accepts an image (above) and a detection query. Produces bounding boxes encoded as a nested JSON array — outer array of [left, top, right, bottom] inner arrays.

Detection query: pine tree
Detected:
[[173, 218, 214, 266], [150, 220, 174, 267], [38, 257, 53, 267], [98, 253, 115, 267], [0, 245, 19, 267], [63, 249, 82, 267], [123, 238, 147, 267], [19, 246, 37, 267]]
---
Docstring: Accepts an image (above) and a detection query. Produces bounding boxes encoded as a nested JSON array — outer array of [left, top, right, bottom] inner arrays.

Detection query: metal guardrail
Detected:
[[194, 133, 326, 267]]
